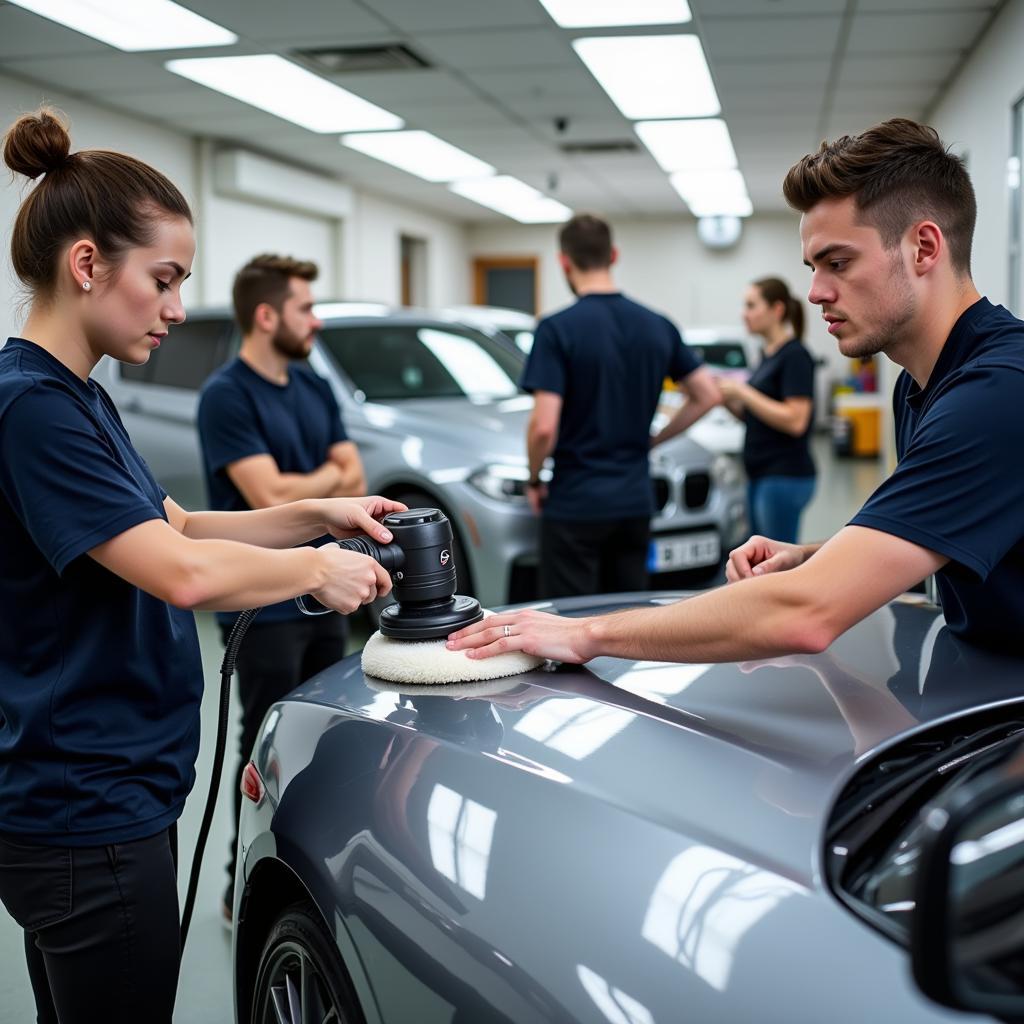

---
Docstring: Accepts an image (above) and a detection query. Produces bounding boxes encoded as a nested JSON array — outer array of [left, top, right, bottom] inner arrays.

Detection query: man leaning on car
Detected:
[[449, 118, 1024, 665]]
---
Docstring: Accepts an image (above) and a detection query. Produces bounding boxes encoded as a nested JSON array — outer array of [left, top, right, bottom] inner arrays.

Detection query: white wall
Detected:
[[344, 191, 468, 306], [468, 214, 845, 381], [929, 0, 1024, 313]]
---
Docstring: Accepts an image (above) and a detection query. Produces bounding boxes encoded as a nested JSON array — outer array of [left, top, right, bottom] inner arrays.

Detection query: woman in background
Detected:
[[718, 277, 816, 543]]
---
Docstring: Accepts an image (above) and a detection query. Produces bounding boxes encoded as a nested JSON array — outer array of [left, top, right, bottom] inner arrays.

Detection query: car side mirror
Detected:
[[911, 752, 1024, 1020]]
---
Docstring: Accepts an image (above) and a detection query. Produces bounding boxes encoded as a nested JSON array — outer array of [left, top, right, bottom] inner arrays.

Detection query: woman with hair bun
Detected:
[[0, 108, 402, 1022], [717, 276, 816, 543]]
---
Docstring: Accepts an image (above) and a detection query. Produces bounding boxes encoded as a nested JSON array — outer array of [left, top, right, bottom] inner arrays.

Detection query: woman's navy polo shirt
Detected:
[[850, 299, 1024, 652], [0, 338, 203, 845], [742, 338, 816, 480]]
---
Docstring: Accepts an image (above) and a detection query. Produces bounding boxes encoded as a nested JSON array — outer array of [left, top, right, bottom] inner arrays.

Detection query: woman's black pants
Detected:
[[0, 826, 180, 1023]]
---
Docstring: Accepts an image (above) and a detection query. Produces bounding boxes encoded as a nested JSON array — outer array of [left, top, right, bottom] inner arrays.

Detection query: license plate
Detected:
[[647, 531, 720, 572]]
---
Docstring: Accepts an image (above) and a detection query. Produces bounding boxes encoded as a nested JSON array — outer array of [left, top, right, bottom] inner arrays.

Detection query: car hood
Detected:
[[366, 396, 713, 467], [288, 594, 1024, 888]]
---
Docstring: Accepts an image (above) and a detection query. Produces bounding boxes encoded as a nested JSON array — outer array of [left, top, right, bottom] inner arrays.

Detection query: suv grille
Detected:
[[684, 472, 711, 509], [651, 477, 670, 513]]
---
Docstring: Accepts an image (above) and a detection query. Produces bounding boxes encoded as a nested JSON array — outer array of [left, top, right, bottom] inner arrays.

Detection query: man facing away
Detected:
[[522, 213, 721, 598], [450, 118, 1024, 664], [197, 254, 365, 921]]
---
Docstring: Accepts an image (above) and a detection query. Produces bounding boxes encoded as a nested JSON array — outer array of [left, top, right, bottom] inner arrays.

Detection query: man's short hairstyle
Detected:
[[559, 214, 613, 271], [782, 118, 976, 275], [232, 253, 318, 333]]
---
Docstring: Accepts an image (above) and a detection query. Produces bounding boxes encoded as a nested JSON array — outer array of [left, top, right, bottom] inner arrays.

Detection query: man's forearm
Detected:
[[527, 429, 556, 478], [180, 499, 327, 547], [651, 400, 708, 447], [582, 569, 829, 663]]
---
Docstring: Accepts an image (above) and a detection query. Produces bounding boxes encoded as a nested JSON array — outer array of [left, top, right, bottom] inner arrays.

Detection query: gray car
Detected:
[[98, 304, 747, 608], [230, 591, 1024, 1024]]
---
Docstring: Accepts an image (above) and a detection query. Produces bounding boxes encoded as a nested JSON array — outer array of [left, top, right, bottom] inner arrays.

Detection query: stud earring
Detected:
[[82, 281, 91, 292]]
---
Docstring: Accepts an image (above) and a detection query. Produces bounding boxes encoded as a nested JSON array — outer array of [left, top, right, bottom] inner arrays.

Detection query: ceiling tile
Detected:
[[846, 11, 992, 54], [0, 5, 110, 58], [694, 0, 846, 14], [415, 28, 574, 71], [702, 15, 843, 59], [837, 53, 959, 87], [183, 0, 392, 44], [364, 0, 550, 33]]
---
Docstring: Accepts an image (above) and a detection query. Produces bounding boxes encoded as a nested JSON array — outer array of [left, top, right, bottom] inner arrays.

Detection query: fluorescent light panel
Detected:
[[635, 119, 737, 173], [572, 35, 718, 119], [670, 169, 752, 217], [342, 131, 494, 183], [166, 55, 403, 133], [8, 0, 236, 50], [450, 176, 572, 223], [538, 0, 691, 27]]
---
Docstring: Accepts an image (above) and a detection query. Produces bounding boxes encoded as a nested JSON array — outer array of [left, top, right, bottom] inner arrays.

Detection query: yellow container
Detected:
[[843, 407, 881, 456]]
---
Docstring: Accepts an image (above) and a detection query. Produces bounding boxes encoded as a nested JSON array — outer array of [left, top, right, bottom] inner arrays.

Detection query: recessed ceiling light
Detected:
[[449, 176, 572, 223], [572, 35, 719, 119], [342, 131, 494, 183], [166, 55, 403, 133], [538, 0, 691, 27], [635, 119, 737, 172], [8, 0, 236, 51], [670, 169, 753, 217]]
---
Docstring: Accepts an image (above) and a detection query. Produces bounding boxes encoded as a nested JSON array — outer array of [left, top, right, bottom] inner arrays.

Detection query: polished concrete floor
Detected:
[[0, 435, 884, 1023]]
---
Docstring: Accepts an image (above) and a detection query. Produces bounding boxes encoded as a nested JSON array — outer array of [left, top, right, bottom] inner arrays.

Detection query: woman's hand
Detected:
[[715, 376, 745, 404], [310, 545, 393, 613], [446, 609, 596, 664], [321, 496, 407, 543]]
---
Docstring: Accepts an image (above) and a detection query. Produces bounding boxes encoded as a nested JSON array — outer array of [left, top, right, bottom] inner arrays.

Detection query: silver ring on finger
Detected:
[[503, 624, 512, 639]]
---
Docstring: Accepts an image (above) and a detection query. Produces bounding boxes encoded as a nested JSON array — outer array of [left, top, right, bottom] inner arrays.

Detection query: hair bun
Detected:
[[4, 107, 72, 180]]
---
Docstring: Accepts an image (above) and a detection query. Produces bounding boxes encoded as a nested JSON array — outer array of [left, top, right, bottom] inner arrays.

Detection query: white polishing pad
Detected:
[[363, 675, 526, 698], [361, 611, 543, 685]]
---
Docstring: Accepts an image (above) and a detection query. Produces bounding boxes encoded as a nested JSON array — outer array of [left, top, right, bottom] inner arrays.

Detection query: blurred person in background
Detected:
[[718, 277, 816, 543]]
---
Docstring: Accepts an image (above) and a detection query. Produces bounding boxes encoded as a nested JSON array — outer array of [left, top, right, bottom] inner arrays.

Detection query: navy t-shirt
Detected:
[[743, 339, 816, 479], [520, 293, 700, 520], [850, 298, 1024, 652], [198, 358, 348, 624], [0, 338, 204, 845]]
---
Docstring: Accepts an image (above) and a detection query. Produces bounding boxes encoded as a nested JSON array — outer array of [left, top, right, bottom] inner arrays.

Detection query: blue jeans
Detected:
[[748, 475, 816, 544]]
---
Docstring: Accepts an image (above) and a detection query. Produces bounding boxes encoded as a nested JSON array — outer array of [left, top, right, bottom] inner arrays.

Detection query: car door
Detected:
[[101, 316, 236, 510]]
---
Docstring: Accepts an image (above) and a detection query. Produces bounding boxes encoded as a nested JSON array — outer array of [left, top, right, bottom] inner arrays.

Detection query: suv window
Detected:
[[318, 323, 524, 401], [121, 319, 235, 390], [689, 341, 749, 370]]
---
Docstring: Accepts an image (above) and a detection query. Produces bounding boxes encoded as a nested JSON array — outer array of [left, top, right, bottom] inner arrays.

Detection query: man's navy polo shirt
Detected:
[[197, 358, 348, 625], [850, 298, 1024, 652], [0, 339, 203, 845], [520, 293, 700, 520]]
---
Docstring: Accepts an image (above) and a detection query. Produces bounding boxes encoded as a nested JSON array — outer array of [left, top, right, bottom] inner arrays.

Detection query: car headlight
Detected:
[[468, 464, 535, 502], [711, 454, 743, 490]]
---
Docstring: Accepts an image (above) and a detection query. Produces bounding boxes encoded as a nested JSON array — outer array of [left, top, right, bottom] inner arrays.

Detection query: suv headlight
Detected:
[[711, 454, 743, 490], [468, 464, 532, 502]]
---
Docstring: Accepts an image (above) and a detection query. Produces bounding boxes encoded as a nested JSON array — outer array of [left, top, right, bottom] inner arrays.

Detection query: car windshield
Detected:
[[690, 341, 749, 370], [318, 323, 525, 401]]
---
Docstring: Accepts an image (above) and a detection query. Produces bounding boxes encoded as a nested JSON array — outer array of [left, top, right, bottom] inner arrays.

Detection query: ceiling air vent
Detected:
[[559, 140, 640, 155], [294, 44, 430, 74]]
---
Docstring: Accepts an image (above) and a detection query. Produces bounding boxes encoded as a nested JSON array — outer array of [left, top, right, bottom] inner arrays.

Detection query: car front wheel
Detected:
[[251, 900, 363, 1024]]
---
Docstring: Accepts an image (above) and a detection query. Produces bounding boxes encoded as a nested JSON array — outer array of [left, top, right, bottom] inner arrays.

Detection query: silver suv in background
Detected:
[[99, 304, 747, 608]]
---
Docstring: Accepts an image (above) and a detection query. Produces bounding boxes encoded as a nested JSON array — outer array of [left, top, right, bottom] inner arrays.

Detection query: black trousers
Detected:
[[221, 614, 347, 894], [539, 515, 651, 599], [0, 826, 180, 1024]]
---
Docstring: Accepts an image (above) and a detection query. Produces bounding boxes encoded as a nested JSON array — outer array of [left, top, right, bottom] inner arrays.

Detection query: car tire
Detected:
[[250, 900, 363, 1024]]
